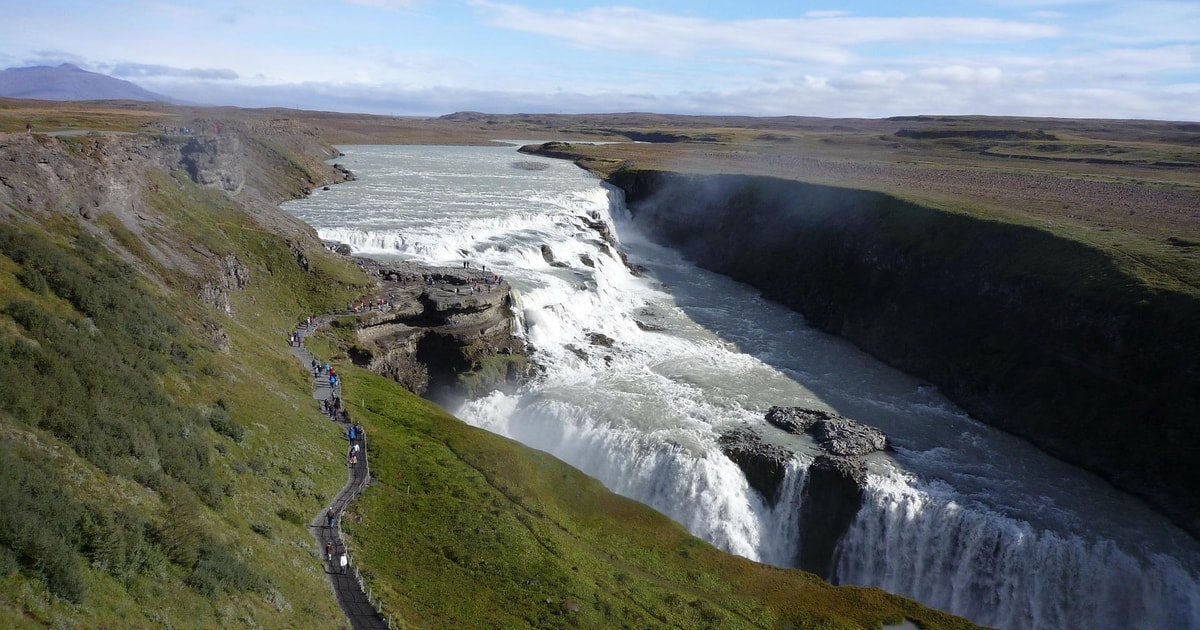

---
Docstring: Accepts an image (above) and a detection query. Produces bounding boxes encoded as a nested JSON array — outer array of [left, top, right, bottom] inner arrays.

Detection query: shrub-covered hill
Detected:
[[0, 105, 978, 629], [0, 117, 371, 627]]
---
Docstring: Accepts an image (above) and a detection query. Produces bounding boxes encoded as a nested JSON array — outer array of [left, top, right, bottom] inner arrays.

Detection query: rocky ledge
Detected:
[[336, 256, 529, 401], [765, 406, 890, 456], [719, 406, 889, 579]]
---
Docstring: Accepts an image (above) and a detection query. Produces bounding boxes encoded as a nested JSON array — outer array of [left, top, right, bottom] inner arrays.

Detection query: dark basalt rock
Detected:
[[798, 454, 867, 578], [766, 406, 830, 433], [767, 406, 889, 456], [717, 422, 871, 580], [717, 429, 791, 508], [716, 407, 890, 579], [810, 416, 889, 457], [586, 332, 614, 348], [609, 169, 1200, 538]]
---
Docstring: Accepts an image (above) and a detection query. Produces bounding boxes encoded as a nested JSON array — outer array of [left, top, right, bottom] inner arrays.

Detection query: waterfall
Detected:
[[835, 472, 1200, 629], [282, 144, 1200, 630]]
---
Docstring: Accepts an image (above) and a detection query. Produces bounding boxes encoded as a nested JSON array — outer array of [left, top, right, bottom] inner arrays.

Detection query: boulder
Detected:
[[767, 406, 889, 456], [810, 416, 889, 457], [765, 406, 829, 433]]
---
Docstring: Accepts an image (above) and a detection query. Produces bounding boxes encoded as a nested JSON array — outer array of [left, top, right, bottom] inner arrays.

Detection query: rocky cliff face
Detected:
[[0, 123, 352, 318], [346, 259, 528, 401], [611, 168, 1200, 538]]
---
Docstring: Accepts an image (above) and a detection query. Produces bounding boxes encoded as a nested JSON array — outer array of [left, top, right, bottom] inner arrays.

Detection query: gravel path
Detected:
[[289, 317, 392, 630]]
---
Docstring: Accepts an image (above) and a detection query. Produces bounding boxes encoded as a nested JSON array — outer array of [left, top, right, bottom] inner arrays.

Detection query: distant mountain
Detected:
[[0, 63, 178, 102]]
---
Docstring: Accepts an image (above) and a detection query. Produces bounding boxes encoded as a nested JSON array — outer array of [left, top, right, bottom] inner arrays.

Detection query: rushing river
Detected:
[[283, 144, 1200, 630]]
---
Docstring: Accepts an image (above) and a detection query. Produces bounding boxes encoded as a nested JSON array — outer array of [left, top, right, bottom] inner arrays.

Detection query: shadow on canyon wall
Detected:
[[607, 169, 1200, 540]]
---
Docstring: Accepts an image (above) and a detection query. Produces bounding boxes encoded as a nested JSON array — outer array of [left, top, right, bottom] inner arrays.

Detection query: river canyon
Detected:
[[282, 144, 1200, 630]]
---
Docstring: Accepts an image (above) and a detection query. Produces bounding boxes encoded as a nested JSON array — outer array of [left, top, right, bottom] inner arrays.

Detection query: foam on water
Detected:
[[283, 144, 1200, 630]]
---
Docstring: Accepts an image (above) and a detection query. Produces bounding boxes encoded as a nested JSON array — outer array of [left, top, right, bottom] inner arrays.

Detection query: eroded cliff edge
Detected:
[[340, 258, 528, 401], [605, 168, 1200, 538]]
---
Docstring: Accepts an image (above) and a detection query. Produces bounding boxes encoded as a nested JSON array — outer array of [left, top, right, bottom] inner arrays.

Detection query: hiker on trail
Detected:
[[351, 443, 360, 456], [325, 541, 334, 562], [354, 424, 364, 440], [339, 552, 349, 574], [326, 507, 336, 528], [348, 425, 356, 441]]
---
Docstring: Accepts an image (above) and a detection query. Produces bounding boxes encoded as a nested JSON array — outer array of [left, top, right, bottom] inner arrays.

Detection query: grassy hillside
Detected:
[[0, 102, 981, 628], [0, 118, 370, 627]]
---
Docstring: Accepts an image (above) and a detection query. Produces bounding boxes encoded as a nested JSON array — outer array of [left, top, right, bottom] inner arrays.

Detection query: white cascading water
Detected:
[[283, 144, 1200, 630]]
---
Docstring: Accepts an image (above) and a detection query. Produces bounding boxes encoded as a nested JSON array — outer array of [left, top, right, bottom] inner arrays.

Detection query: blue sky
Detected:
[[3, 0, 1198, 120]]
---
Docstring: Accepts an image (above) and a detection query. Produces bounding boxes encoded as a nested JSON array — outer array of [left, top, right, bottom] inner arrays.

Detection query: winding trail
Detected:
[[289, 317, 391, 630]]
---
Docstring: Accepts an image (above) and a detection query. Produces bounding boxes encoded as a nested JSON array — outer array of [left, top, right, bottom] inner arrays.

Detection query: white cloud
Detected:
[[109, 62, 238, 80], [470, 2, 1060, 67], [804, 10, 850, 18], [832, 70, 908, 90], [341, 0, 422, 9], [918, 65, 1004, 86]]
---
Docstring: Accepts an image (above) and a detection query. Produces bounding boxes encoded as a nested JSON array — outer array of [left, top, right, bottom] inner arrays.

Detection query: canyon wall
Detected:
[[608, 169, 1200, 537]]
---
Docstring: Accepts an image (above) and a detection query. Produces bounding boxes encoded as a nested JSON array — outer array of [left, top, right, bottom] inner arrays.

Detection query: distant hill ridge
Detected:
[[0, 62, 178, 103]]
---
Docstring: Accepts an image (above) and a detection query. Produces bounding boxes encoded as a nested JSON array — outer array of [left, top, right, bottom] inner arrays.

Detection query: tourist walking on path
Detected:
[[288, 314, 389, 629]]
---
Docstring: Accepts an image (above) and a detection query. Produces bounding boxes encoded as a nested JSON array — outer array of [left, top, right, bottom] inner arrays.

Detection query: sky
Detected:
[[2, 0, 1198, 120]]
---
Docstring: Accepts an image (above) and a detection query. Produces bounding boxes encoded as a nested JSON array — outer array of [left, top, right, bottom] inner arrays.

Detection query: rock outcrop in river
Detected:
[[720, 406, 889, 579]]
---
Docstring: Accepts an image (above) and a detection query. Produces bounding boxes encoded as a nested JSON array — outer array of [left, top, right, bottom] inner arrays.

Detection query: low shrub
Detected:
[[207, 407, 245, 443], [275, 508, 305, 526], [0, 441, 87, 603], [186, 541, 265, 597]]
